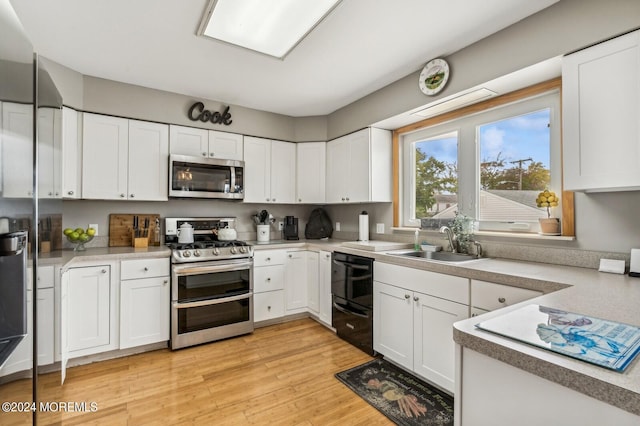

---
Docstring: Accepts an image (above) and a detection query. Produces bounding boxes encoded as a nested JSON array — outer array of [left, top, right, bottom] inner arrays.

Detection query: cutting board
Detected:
[[109, 214, 161, 247], [341, 241, 412, 252]]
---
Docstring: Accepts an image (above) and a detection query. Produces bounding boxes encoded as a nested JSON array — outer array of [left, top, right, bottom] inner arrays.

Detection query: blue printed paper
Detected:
[[476, 304, 640, 372]]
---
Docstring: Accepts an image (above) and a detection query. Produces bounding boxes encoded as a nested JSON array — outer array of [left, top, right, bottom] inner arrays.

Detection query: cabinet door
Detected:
[[243, 136, 271, 202], [318, 250, 332, 326], [82, 113, 128, 199], [562, 30, 640, 191], [2, 102, 33, 198], [128, 120, 169, 201], [306, 251, 319, 313], [120, 276, 170, 349], [284, 251, 308, 312], [296, 142, 326, 203], [209, 130, 243, 160], [38, 107, 56, 198], [67, 266, 111, 352], [347, 129, 370, 202], [325, 136, 349, 203], [36, 287, 54, 365], [61, 107, 81, 198], [373, 281, 413, 370], [169, 125, 209, 157], [413, 292, 468, 394], [270, 140, 296, 203]]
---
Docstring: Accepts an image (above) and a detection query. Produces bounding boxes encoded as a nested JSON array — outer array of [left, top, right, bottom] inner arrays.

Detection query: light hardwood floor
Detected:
[[7, 319, 392, 425]]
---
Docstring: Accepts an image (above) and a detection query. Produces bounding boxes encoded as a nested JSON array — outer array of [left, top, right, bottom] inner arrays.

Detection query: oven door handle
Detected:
[[172, 260, 252, 276], [174, 292, 252, 309], [333, 301, 369, 319]]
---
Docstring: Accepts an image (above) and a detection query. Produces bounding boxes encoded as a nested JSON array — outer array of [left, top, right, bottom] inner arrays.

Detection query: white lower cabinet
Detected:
[[318, 250, 332, 327], [253, 249, 287, 322], [374, 262, 470, 394], [119, 258, 170, 349], [284, 250, 308, 313], [306, 251, 319, 314], [471, 279, 542, 313]]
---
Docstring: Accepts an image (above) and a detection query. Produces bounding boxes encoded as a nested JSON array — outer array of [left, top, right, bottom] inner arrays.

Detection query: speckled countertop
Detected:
[[38, 239, 640, 415]]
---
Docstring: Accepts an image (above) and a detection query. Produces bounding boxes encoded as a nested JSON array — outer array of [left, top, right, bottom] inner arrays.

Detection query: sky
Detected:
[[416, 108, 551, 169]]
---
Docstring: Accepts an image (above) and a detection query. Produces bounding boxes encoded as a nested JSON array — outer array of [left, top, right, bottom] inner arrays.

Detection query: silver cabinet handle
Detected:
[[298, 198, 302, 202], [144, 267, 149, 271], [498, 297, 506, 303], [101, 269, 107, 274], [163, 280, 168, 285], [405, 294, 410, 299], [272, 198, 276, 202], [202, 152, 207, 157], [266, 277, 271, 281], [266, 257, 271, 261], [413, 296, 419, 302], [120, 193, 126, 198], [289, 254, 293, 258], [346, 197, 350, 201], [341, 197, 345, 201], [266, 198, 270, 201], [267, 306, 271, 311], [209, 152, 215, 157], [68, 190, 74, 195], [130, 193, 135, 198], [48, 192, 53, 196]]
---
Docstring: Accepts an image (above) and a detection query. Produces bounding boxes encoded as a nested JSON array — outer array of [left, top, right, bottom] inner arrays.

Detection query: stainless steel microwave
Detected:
[[169, 154, 244, 200]]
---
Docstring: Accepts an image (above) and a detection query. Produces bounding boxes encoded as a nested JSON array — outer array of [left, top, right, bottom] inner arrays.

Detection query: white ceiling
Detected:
[[10, 0, 559, 117]]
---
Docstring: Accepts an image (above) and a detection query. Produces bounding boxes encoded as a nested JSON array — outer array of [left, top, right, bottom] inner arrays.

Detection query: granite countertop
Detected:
[[35, 238, 640, 415]]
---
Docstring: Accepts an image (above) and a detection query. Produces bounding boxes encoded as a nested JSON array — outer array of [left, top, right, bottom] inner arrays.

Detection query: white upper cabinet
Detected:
[[296, 142, 326, 204], [562, 29, 640, 192], [128, 120, 169, 201], [169, 125, 243, 161], [61, 107, 81, 199], [38, 107, 61, 199], [244, 136, 295, 203], [82, 113, 168, 200], [2, 102, 33, 198], [326, 127, 392, 203]]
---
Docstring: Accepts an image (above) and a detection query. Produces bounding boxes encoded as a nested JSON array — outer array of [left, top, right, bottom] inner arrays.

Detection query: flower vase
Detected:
[[539, 218, 560, 235]]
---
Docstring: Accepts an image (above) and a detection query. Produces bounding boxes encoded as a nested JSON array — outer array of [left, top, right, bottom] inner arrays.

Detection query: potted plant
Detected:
[[536, 189, 560, 235]]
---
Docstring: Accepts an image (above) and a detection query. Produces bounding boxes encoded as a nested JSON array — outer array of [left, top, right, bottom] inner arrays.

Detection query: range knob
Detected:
[[230, 247, 238, 254], [182, 250, 192, 258], [193, 250, 201, 257], [212, 248, 220, 256], [239, 246, 247, 253]]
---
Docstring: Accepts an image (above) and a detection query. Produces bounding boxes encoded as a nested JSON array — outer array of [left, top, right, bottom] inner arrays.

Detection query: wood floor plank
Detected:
[[25, 318, 393, 425]]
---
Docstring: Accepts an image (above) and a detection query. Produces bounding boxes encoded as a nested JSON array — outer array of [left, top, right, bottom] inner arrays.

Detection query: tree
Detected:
[[415, 149, 457, 218], [480, 152, 549, 191]]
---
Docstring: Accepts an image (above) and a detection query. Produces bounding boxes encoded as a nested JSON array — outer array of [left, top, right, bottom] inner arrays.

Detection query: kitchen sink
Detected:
[[386, 249, 482, 263]]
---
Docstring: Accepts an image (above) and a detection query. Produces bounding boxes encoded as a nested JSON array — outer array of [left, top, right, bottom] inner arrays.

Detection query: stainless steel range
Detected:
[[166, 217, 254, 350]]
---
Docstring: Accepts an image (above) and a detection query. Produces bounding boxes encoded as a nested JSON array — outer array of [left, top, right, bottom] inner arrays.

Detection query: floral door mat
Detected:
[[335, 358, 454, 425]]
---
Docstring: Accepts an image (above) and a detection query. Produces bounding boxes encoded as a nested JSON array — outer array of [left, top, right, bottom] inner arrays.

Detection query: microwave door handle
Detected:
[[333, 301, 369, 319], [230, 167, 236, 193]]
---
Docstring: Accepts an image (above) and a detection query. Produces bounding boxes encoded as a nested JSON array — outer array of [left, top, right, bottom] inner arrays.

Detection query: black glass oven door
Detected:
[[172, 261, 251, 303], [176, 294, 251, 334]]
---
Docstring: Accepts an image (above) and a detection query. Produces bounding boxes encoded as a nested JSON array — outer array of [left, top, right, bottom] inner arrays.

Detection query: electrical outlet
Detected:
[[335, 222, 341, 231], [376, 223, 384, 234], [88, 223, 98, 235], [278, 221, 284, 231]]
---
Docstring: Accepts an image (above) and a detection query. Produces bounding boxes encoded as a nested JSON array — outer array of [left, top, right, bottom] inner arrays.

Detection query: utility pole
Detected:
[[510, 157, 532, 190]]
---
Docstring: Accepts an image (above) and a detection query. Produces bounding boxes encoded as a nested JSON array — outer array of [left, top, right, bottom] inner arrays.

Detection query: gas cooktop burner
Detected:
[[168, 240, 250, 251]]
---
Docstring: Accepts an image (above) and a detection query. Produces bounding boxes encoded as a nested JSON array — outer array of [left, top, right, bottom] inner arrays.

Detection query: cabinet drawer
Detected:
[[254, 290, 285, 322], [37, 265, 55, 289], [471, 280, 542, 311], [253, 249, 287, 267], [121, 258, 169, 280], [254, 265, 285, 293]]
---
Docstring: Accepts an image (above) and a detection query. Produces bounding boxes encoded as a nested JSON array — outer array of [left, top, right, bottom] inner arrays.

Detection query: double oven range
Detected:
[[165, 217, 253, 350]]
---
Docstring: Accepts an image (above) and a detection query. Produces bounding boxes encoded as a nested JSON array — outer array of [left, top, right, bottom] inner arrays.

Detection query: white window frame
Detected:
[[400, 91, 561, 233]]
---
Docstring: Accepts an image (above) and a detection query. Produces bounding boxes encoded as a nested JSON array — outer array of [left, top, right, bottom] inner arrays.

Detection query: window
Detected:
[[400, 90, 561, 234]]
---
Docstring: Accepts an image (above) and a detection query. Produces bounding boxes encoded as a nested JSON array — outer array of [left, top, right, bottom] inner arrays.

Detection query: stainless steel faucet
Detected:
[[439, 226, 456, 253]]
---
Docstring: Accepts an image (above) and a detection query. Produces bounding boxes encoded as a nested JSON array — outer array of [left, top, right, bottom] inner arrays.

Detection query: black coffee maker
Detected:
[[283, 216, 299, 240]]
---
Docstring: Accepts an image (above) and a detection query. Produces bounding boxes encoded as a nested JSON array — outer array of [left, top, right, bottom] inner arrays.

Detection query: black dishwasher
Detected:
[[331, 252, 374, 355]]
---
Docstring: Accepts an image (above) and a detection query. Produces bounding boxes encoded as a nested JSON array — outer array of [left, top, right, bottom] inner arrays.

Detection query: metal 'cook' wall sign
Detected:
[[188, 102, 233, 125]]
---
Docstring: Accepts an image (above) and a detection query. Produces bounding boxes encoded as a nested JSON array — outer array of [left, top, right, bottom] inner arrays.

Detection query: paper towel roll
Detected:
[[358, 211, 369, 242]]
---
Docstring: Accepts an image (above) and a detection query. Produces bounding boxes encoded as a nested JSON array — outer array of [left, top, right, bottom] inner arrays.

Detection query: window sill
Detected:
[[391, 227, 576, 242]]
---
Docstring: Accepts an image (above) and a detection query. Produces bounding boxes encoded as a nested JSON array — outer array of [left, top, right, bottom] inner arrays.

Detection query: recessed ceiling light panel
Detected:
[[198, 0, 341, 59]]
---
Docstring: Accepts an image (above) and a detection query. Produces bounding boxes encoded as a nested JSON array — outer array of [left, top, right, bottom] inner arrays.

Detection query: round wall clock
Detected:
[[419, 58, 450, 96]]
